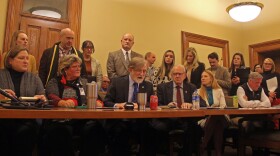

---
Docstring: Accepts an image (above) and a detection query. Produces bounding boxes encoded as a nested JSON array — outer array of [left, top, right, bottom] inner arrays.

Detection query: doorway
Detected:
[[3, 0, 82, 70], [249, 39, 280, 73]]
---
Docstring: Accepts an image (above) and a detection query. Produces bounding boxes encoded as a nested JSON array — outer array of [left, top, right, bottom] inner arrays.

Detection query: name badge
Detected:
[[79, 88, 85, 95]]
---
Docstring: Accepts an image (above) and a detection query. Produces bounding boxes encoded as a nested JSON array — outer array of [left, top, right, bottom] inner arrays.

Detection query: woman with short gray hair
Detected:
[[43, 54, 106, 156]]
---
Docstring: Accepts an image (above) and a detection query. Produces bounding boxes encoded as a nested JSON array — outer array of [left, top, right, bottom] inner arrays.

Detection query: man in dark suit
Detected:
[[104, 57, 153, 156], [157, 64, 196, 108], [39, 28, 86, 86], [152, 64, 198, 156], [106, 33, 142, 79]]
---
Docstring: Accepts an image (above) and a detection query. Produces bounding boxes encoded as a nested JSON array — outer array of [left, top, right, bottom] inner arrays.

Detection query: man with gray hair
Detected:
[[104, 57, 153, 156], [153, 64, 198, 156], [232, 72, 271, 134], [237, 72, 270, 108], [106, 33, 142, 79]]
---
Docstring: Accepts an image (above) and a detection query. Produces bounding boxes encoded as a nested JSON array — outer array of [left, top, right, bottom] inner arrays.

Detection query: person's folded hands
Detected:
[[58, 100, 75, 108], [167, 102, 177, 108], [181, 103, 192, 109], [66, 99, 75, 107], [115, 103, 125, 109], [133, 103, 138, 109]]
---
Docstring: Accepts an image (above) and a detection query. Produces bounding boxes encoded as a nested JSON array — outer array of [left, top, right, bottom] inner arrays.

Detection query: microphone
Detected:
[[0, 88, 30, 106], [0, 88, 20, 102]]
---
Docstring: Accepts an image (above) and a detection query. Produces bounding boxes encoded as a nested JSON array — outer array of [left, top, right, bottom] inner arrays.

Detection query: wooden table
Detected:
[[202, 107, 280, 115], [0, 107, 280, 119]]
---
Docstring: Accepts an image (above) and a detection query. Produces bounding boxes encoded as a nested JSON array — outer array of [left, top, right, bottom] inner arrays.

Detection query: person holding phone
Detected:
[[229, 52, 248, 96]]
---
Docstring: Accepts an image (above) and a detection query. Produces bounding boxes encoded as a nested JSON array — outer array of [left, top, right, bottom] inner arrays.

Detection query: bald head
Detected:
[[170, 64, 187, 85], [60, 28, 75, 50], [121, 33, 134, 51]]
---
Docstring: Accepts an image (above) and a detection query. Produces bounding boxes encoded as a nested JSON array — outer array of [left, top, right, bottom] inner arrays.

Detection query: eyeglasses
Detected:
[[264, 63, 272, 65], [172, 73, 184, 76], [102, 81, 110, 83]]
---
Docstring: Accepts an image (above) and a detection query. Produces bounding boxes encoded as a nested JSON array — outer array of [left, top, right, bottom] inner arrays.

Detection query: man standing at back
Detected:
[[144, 52, 156, 82], [207, 52, 231, 96], [39, 28, 86, 86], [107, 33, 142, 79]]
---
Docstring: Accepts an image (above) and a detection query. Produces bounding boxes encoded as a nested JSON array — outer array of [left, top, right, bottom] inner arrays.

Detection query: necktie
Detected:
[[176, 85, 182, 108], [132, 83, 138, 103], [125, 51, 130, 65]]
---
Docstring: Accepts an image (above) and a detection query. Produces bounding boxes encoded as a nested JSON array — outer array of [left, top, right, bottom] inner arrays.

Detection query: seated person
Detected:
[[98, 75, 110, 101], [42, 54, 106, 156], [104, 57, 153, 156], [198, 70, 229, 156], [232, 72, 271, 132], [154, 64, 198, 155], [0, 46, 46, 156]]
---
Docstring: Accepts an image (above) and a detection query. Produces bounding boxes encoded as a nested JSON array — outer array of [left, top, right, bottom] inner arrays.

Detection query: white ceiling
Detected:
[[113, 0, 280, 28]]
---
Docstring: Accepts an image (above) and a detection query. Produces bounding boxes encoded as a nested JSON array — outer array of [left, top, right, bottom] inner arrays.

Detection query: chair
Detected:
[[223, 96, 239, 150], [237, 116, 280, 156], [169, 129, 184, 156]]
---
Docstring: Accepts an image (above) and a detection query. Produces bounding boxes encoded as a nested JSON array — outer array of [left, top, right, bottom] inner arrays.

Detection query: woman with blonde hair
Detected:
[[152, 50, 175, 91], [0, 30, 37, 74], [198, 70, 228, 156], [261, 58, 280, 106], [183, 47, 205, 88]]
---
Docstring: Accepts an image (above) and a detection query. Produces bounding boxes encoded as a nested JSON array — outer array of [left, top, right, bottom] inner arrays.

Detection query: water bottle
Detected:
[[192, 90, 200, 110]]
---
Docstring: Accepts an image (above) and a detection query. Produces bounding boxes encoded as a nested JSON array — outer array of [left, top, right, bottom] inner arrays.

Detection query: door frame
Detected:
[[3, 0, 82, 52], [249, 39, 280, 69], [181, 31, 230, 67]]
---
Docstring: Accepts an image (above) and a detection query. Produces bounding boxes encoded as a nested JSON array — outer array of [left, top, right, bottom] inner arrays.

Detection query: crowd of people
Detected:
[[0, 28, 278, 156]]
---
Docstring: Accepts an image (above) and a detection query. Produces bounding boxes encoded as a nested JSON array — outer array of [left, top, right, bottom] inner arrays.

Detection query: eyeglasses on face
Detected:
[[264, 63, 272, 65], [172, 72, 184, 76]]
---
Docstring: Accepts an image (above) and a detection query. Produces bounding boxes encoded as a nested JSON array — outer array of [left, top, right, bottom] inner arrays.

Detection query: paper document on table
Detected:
[[266, 77, 278, 92]]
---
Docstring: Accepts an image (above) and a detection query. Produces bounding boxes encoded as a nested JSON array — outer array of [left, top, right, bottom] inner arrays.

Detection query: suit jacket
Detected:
[[157, 81, 196, 106], [39, 42, 86, 86], [207, 65, 231, 96], [104, 75, 153, 107], [106, 49, 142, 79]]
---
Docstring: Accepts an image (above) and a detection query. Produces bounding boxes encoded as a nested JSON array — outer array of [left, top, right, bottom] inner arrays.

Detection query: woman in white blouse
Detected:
[[198, 70, 229, 156]]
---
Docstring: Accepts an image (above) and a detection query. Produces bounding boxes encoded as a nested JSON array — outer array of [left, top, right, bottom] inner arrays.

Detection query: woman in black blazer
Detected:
[[183, 47, 205, 88], [228, 52, 248, 96]]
